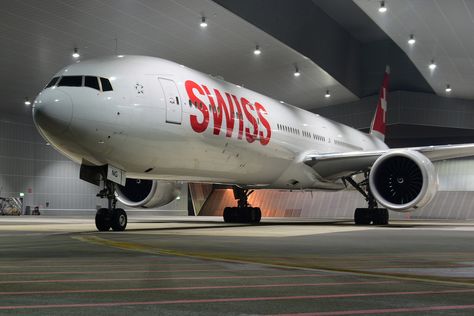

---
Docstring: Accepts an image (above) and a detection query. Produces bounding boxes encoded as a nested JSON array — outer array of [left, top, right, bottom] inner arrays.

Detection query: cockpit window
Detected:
[[84, 76, 100, 91], [45, 77, 60, 88], [100, 77, 113, 91], [58, 76, 83, 87]]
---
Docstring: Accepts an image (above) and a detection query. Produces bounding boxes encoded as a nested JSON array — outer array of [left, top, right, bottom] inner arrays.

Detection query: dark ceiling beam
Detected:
[[213, 0, 434, 98], [213, 0, 362, 96]]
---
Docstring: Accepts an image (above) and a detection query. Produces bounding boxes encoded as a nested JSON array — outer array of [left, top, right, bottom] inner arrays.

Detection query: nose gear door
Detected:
[[158, 78, 182, 124]]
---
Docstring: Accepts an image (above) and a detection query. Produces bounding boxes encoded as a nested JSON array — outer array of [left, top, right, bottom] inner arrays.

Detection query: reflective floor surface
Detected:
[[0, 216, 473, 315]]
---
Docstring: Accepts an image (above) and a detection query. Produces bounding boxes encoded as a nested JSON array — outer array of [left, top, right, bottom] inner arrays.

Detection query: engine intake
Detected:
[[115, 179, 179, 208], [369, 150, 438, 211]]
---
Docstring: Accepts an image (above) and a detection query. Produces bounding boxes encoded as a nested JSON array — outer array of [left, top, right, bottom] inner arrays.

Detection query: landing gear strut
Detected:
[[344, 171, 389, 225], [95, 180, 127, 231], [223, 187, 261, 224]]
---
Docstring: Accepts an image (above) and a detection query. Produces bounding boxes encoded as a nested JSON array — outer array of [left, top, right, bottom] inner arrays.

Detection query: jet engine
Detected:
[[115, 179, 179, 208], [369, 150, 438, 211]]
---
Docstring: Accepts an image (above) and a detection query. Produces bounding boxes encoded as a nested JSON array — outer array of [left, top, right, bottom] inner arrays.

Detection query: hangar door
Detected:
[[158, 78, 182, 124]]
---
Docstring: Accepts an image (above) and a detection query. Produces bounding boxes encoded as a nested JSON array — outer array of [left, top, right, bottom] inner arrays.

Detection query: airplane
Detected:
[[32, 55, 474, 232]]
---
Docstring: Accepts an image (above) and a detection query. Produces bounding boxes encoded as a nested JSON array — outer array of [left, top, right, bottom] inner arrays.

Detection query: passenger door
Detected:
[[158, 78, 182, 124]]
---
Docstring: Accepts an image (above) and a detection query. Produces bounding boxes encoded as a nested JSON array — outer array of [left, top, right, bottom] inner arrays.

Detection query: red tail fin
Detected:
[[370, 66, 390, 142]]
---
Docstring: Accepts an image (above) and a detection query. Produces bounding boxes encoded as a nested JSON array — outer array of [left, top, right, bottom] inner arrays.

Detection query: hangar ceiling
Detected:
[[0, 0, 357, 119], [355, 0, 474, 100]]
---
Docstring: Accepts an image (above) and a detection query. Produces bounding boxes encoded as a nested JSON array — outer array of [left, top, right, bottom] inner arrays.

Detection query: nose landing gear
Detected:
[[223, 187, 262, 224], [95, 180, 127, 231]]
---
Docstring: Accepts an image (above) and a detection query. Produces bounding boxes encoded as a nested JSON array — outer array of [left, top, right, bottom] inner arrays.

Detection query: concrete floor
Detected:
[[0, 216, 474, 315]]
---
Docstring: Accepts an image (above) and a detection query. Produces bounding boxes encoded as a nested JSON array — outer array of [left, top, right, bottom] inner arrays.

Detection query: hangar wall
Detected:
[[0, 115, 187, 215], [198, 158, 474, 220], [315, 90, 474, 132]]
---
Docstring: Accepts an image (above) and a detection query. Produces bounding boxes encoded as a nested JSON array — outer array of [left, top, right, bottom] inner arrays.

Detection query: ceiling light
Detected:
[[429, 60, 437, 70], [445, 84, 452, 93], [254, 45, 261, 55], [200, 17, 208, 28], [117, 55, 124, 58], [280, 100, 284, 104], [378, 1, 387, 13], [72, 48, 80, 58], [24, 98, 31, 106], [325, 90, 331, 98], [294, 66, 300, 77], [408, 34, 416, 45]]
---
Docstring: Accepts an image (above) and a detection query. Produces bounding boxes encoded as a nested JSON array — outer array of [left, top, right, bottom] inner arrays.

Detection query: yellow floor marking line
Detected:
[[73, 234, 474, 287]]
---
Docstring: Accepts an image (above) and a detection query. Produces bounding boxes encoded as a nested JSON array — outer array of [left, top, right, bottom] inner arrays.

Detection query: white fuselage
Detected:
[[33, 56, 387, 190]]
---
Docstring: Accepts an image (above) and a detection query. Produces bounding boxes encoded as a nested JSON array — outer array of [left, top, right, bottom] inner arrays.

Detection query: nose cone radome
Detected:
[[33, 89, 73, 135]]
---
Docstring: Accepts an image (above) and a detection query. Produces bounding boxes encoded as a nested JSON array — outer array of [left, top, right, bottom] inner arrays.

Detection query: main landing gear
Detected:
[[223, 187, 261, 224], [95, 180, 127, 231], [344, 171, 389, 225]]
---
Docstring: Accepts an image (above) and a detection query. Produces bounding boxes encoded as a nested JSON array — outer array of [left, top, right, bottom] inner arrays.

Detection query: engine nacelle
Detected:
[[369, 150, 438, 211], [115, 179, 179, 208]]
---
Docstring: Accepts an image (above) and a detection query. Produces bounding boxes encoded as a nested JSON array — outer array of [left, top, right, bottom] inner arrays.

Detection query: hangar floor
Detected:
[[0, 216, 474, 315]]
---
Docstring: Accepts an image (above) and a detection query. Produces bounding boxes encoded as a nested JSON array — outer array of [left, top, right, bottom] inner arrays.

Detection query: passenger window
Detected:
[[84, 76, 100, 91], [58, 76, 82, 87], [100, 77, 113, 91], [45, 77, 59, 88]]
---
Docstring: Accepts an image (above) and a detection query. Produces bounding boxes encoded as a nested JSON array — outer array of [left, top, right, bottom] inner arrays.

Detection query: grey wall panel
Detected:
[[317, 91, 474, 131], [200, 188, 474, 220], [0, 115, 187, 214]]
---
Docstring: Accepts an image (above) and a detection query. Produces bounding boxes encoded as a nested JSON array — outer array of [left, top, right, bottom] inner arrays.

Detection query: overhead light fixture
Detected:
[[24, 98, 31, 106], [254, 45, 261, 55], [445, 84, 452, 93], [200, 16, 208, 28], [325, 90, 331, 98], [72, 48, 80, 58], [429, 59, 437, 70], [408, 34, 416, 45], [379, 1, 387, 13], [294, 66, 300, 77]]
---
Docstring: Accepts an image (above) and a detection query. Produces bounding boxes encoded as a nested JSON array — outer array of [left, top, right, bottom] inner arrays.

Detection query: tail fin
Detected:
[[370, 65, 390, 142]]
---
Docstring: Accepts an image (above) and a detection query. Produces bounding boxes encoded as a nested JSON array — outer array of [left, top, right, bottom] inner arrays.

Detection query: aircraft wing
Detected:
[[304, 143, 474, 180]]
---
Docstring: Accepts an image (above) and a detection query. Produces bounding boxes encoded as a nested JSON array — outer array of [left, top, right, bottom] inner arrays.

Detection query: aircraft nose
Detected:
[[33, 89, 73, 135]]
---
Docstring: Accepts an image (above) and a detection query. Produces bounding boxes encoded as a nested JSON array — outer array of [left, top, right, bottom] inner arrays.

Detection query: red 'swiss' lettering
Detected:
[[231, 95, 244, 140], [223, 93, 236, 137], [241, 97, 258, 143], [255, 102, 271, 146], [202, 85, 220, 135], [185, 80, 271, 146], [185, 80, 209, 133]]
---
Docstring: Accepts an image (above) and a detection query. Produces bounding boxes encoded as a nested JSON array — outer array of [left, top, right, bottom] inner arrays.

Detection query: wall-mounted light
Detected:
[[24, 98, 31, 106], [72, 48, 80, 58], [325, 90, 331, 98], [379, 1, 387, 13], [200, 16, 208, 28], [254, 45, 261, 55], [445, 84, 452, 93], [429, 59, 437, 70], [294, 66, 300, 77], [408, 34, 416, 45]]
